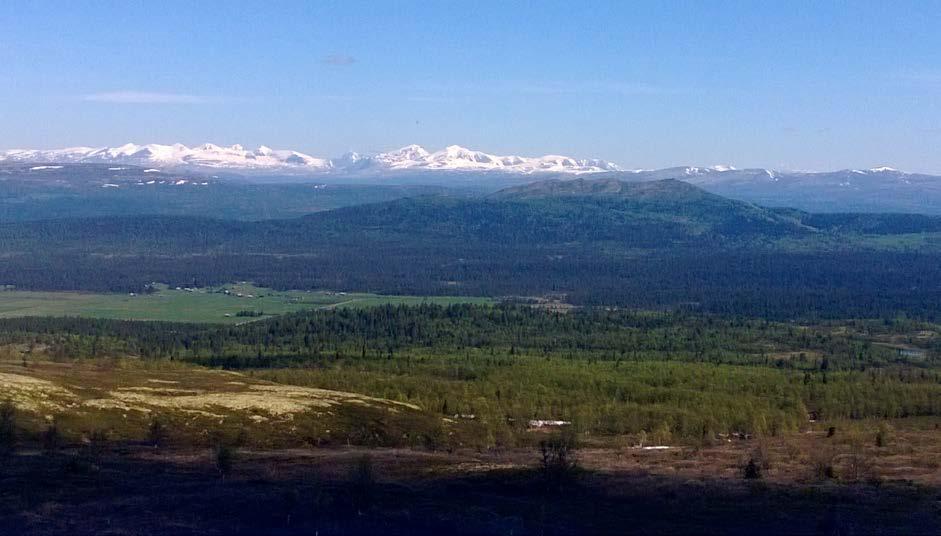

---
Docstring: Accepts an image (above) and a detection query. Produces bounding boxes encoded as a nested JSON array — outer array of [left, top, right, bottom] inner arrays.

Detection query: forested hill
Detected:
[[1, 178, 940, 318], [0, 178, 817, 253]]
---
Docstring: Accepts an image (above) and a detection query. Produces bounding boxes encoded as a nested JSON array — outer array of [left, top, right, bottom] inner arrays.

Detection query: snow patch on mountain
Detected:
[[682, 165, 741, 175]]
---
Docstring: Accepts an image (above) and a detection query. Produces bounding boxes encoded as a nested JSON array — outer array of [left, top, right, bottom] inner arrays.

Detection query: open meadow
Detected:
[[0, 284, 493, 324]]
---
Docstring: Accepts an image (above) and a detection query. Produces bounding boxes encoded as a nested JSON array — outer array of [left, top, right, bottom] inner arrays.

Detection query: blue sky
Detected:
[[2, 0, 941, 172]]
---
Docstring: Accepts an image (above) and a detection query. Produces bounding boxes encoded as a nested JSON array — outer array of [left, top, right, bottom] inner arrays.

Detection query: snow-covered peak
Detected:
[[869, 166, 899, 173], [110, 143, 142, 156], [428, 145, 498, 167]]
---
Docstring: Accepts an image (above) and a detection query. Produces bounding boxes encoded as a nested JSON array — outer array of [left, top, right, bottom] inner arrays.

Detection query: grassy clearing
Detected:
[[0, 283, 492, 324], [0, 355, 440, 448]]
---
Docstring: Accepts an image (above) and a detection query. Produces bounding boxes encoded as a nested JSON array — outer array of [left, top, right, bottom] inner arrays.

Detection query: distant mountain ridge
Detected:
[[638, 166, 941, 214], [0, 142, 621, 175]]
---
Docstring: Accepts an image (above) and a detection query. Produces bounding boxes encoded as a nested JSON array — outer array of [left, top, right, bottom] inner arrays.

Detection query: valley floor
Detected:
[[0, 285, 492, 324]]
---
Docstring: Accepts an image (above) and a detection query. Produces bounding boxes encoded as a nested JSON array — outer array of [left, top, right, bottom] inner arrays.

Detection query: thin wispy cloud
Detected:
[[82, 91, 209, 104], [322, 54, 356, 66]]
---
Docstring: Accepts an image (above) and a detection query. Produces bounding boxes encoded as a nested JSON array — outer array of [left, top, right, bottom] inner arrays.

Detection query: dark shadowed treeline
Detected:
[[0, 250, 939, 320]]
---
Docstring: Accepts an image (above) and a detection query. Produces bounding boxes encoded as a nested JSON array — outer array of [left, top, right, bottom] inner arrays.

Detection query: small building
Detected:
[[528, 420, 571, 428]]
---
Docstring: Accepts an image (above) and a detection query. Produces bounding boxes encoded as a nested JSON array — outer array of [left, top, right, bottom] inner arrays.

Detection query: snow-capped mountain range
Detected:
[[2, 145, 940, 213], [0, 143, 622, 175]]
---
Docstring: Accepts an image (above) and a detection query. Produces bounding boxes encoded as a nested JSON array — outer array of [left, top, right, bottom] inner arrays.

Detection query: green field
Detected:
[[0, 284, 493, 323]]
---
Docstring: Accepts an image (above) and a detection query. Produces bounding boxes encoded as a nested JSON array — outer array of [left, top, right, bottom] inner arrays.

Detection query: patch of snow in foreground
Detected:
[[29, 165, 63, 171]]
